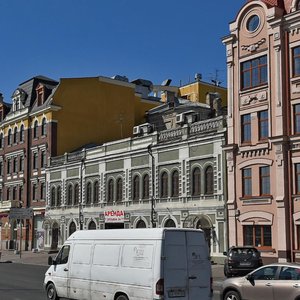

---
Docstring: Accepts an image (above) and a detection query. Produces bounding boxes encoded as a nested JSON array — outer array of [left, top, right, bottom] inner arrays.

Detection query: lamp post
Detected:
[[147, 144, 156, 228]]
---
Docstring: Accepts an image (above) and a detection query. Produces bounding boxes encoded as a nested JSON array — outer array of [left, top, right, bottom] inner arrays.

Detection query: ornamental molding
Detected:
[[240, 90, 268, 106], [241, 38, 266, 52]]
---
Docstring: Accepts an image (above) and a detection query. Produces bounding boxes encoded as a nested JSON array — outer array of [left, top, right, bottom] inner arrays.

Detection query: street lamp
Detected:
[[147, 144, 156, 228]]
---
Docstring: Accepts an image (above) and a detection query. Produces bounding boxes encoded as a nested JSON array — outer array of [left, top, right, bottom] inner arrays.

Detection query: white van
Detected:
[[44, 228, 212, 300]]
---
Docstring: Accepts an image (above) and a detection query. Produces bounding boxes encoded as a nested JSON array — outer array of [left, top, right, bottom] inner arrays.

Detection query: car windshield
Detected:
[[230, 248, 259, 257]]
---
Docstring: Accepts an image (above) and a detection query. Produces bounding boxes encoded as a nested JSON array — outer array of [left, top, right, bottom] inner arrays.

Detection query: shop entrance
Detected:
[[105, 223, 124, 229]]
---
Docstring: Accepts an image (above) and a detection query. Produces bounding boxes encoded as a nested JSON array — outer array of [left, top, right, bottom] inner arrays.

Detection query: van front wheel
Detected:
[[116, 294, 128, 300], [46, 283, 59, 300]]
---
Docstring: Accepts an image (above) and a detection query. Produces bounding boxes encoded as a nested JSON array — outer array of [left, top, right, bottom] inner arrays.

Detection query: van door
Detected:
[[163, 230, 211, 300], [51, 245, 71, 298]]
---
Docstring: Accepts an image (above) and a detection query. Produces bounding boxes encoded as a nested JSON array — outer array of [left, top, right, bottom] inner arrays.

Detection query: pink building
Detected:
[[223, 0, 300, 263]]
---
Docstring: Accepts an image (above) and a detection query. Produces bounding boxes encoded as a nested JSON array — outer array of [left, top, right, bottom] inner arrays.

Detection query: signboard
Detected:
[[9, 208, 34, 219], [104, 210, 125, 223]]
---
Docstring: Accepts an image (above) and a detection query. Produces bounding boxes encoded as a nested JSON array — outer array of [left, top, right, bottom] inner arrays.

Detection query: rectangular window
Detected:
[[296, 164, 300, 194], [7, 159, 11, 174], [241, 114, 251, 144], [258, 110, 268, 140], [260, 166, 270, 195], [33, 153, 38, 170], [242, 168, 252, 197], [41, 151, 46, 168], [293, 46, 300, 77], [241, 55, 268, 89], [294, 104, 300, 134], [243, 225, 272, 248]]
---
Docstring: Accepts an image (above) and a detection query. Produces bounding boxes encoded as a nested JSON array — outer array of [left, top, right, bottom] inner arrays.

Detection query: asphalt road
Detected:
[[0, 263, 48, 300], [0, 262, 221, 300]]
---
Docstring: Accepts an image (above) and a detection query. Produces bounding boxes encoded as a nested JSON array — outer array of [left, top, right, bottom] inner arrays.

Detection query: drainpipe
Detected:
[[285, 31, 294, 262]]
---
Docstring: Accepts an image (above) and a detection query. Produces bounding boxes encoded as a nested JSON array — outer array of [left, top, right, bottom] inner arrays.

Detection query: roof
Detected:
[[67, 228, 202, 241]]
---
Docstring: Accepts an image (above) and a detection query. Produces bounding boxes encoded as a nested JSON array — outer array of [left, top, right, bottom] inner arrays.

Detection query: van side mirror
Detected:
[[48, 256, 56, 266], [223, 251, 227, 256]]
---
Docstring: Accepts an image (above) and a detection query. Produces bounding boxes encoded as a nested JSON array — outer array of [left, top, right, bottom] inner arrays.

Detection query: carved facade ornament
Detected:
[[290, 27, 300, 35], [241, 38, 266, 52], [240, 90, 267, 106], [274, 32, 280, 41]]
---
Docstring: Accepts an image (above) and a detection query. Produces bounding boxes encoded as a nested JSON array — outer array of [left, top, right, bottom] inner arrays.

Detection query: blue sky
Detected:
[[0, 0, 245, 102]]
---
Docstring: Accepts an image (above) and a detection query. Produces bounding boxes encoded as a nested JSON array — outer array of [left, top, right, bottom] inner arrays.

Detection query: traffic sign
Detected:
[[9, 208, 33, 219]]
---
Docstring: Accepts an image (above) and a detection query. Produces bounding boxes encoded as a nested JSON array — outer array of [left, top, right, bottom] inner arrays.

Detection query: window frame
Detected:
[[258, 110, 269, 141], [241, 114, 252, 144], [243, 224, 272, 250], [260, 166, 270, 196], [241, 55, 268, 90], [133, 175, 140, 201], [160, 172, 168, 198], [171, 170, 179, 197], [142, 174, 149, 200], [205, 166, 214, 195], [242, 168, 252, 197], [293, 46, 300, 77]]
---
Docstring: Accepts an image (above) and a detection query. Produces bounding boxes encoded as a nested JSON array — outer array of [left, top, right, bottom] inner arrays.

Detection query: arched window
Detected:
[[116, 178, 123, 202], [86, 182, 92, 205], [171, 170, 179, 197], [69, 222, 76, 236], [88, 221, 96, 230], [19, 125, 24, 142], [164, 219, 176, 228], [142, 174, 149, 199], [7, 129, 12, 145], [74, 184, 79, 205], [32, 184, 37, 201], [12, 187, 17, 200], [33, 120, 38, 138], [108, 179, 114, 202], [67, 184, 73, 205], [136, 220, 146, 228], [51, 187, 56, 207], [133, 175, 140, 201], [192, 167, 201, 196], [93, 181, 99, 204], [41, 183, 45, 200], [41, 118, 47, 136], [13, 127, 18, 144], [205, 166, 214, 195], [56, 186, 61, 206], [160, 172, 168, 198]]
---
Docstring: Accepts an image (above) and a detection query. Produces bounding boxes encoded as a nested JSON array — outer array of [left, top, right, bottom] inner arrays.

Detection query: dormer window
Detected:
[[36, 84, 45, 106]]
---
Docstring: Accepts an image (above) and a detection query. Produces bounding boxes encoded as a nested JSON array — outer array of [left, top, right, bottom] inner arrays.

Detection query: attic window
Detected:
[[36, 86, 45, 106]]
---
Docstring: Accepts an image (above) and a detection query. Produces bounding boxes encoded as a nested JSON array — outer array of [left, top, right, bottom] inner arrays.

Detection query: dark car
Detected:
[[223, 246, 263, 277]]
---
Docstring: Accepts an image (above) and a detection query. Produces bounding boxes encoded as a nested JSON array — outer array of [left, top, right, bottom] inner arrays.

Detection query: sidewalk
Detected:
[[0, 249, 50, 266], [0, 249, 226, 281]]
